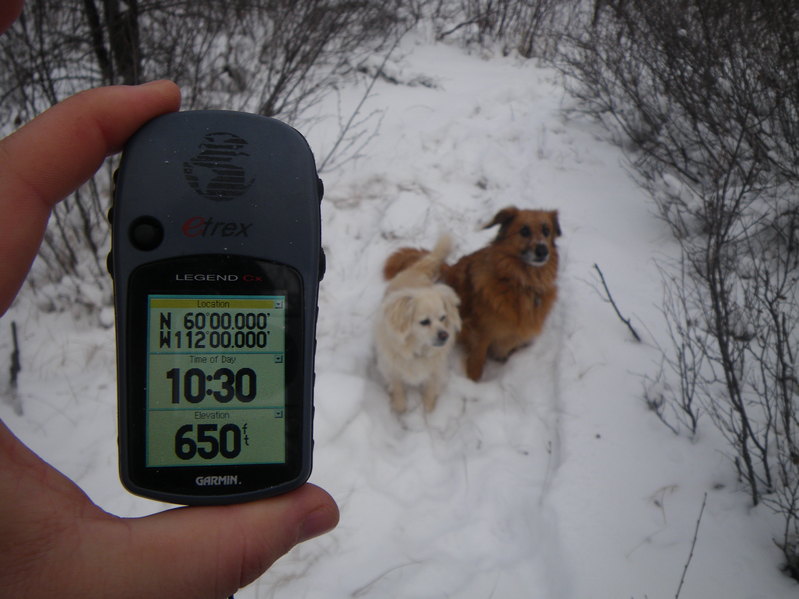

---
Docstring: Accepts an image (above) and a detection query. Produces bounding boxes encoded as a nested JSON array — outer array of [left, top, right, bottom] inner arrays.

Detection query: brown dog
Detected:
[[446, 207, 561, 381], [385, 207, 561, 382]]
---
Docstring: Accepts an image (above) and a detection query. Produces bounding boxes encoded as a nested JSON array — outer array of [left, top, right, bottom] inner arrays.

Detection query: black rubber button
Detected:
[[129, 216, 164, 251]]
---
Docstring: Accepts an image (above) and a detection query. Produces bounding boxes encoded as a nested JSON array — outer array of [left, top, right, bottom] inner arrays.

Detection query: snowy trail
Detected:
[[253, 38, 574, 598]]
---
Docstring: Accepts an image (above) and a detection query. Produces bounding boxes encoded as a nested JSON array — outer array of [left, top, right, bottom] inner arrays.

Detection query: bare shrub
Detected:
[[557, 0, 799, 576], [416, 0, 574, 58]]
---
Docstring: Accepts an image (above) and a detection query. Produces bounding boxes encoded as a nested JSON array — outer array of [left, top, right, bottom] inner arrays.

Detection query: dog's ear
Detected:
[[483, 206, 519, 241], [384, 293, 416, 335], [436, 283, 460, 307], [550, 210, 562, 237]]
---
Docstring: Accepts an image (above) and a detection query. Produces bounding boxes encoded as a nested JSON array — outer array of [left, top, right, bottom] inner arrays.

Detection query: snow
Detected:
[[2, 33, 798, 598]]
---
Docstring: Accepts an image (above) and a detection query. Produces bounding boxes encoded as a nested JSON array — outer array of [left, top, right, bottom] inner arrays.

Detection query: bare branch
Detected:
[[593, 263, 642, 342], [675, 493, 708, 598]]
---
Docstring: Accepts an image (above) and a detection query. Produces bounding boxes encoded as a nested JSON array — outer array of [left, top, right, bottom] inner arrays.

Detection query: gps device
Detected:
[[109, 110, 324, 505]]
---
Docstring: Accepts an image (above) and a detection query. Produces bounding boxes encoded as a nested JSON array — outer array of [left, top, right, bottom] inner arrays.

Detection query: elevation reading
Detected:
[[145, 295, 287, 467]]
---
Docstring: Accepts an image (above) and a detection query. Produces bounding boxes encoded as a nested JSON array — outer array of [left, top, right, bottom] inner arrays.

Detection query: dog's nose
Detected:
[[535, 244, 549, 260], [436, 330, 449, 344]]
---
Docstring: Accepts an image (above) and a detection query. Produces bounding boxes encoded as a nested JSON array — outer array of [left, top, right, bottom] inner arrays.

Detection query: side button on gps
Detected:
[[317, 177, 324, 203], [129, 216, 164, 251], [319, 249, 326, 281]]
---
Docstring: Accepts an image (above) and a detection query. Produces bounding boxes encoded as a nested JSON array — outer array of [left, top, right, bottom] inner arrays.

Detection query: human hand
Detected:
[[0, 421, 338, 598], [0, 82, 339, 597]]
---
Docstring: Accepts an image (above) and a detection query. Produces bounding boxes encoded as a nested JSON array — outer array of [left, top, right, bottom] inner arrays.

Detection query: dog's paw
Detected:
[[390, 387, 408, 414], [422, 393, 438, 413]]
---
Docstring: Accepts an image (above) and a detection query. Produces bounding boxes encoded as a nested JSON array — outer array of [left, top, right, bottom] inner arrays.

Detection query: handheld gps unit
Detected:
[[108, 110, 324, 505]]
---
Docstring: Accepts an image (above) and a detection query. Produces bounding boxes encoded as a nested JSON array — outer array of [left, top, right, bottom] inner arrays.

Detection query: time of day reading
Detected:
[[145, 296, 287, 467]]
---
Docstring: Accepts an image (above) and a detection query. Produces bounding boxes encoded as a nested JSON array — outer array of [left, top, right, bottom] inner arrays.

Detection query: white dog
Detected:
[[375, 235, 461, 413]]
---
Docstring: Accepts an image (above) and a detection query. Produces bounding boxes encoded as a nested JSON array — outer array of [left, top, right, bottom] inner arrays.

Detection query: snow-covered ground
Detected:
[[2, 34, 797, 598]]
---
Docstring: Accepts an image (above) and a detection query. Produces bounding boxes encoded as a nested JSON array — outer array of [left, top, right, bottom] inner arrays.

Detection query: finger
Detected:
[[0, 81, 181, 314], [115, 484, 339, 598]]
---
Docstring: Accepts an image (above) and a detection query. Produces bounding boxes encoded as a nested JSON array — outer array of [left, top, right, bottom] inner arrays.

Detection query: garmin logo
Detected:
[[182, 216, 252, 238], [195, 475, 239, 487]]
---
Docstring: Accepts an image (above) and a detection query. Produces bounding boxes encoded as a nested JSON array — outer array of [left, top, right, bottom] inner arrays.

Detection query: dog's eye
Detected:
[[520, 225, 532, 237], [439, 315, 447, 322], [542, 224, 551, 237], [420, 318, 431, 326]]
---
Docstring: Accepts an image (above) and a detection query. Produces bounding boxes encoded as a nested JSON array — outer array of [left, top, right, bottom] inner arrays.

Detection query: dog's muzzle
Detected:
[[434, 330, 450, 346], [521, 244, 549, 266]]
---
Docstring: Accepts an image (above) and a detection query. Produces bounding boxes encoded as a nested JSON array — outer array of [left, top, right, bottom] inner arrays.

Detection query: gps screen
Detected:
[[145, 295, 287, 467]]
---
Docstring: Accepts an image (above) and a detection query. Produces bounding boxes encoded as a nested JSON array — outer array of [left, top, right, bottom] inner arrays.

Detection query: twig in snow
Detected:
[[593, 263, 642, 342], [7, 321, 22, 415], [9, 321, 20, 389], [675, 492, 708, 598]]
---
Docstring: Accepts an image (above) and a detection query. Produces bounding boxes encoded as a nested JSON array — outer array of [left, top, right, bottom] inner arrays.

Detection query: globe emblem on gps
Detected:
[[183, 132, 254, 201]]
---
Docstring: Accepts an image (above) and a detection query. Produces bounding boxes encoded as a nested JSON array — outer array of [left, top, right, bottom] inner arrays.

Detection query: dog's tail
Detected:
[[383, 234, 452, 283], [383, 248, 428, 280]]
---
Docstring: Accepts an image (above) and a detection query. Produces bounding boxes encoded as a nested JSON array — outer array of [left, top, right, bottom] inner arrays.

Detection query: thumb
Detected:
[[118, 484, 339, 598], [0, 81, 181, 314]]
